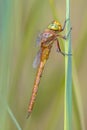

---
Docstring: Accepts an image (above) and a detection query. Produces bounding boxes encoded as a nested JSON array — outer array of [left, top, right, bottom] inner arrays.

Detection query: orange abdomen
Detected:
[[27, 61, 45, 115], [27, 47, 51, 118]]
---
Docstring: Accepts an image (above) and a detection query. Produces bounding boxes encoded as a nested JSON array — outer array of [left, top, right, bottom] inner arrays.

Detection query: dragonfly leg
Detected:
[[63, 27, 72, 39], [56, 39, 72, 56], [56, 27, 72, 40], [62, 18, 70, 31]]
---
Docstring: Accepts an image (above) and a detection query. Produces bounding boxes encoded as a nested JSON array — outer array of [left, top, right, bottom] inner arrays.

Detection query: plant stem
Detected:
[[64, 0, 72, 129]]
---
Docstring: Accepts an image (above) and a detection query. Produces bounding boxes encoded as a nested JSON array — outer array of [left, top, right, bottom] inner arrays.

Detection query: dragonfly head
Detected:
[[48, 20, 62, 32]]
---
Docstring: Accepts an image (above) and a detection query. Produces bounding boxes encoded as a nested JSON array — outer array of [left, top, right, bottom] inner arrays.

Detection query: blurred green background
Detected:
[[0, 0, 87, 130]]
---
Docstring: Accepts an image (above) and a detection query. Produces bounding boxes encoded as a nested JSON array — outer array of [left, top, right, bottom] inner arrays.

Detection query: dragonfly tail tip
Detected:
[[26, 112, 31, 119]]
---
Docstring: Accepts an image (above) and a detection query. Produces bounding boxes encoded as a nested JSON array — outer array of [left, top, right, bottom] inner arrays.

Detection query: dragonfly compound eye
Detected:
[[48, 20, 62, 31]]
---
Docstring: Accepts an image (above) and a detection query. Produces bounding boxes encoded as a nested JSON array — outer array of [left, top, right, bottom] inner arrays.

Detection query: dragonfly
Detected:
[[27, 19, 71, 118]]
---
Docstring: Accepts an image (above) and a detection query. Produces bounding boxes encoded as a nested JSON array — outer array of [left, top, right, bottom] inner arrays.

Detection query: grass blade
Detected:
[[7, 106, 22, 130], [49, 0, 58, 20]]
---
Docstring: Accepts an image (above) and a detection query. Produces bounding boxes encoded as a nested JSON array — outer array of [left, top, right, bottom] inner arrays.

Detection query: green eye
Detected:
[[48, 23, 58, 30], [48, 20, 62, 31]]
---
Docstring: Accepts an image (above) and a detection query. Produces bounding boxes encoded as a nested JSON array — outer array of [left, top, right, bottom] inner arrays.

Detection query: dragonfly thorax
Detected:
[[48, 20, 62, 32]]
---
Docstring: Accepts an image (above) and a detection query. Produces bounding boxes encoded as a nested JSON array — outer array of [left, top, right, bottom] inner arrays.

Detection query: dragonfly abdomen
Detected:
[[27, 61, 45, 117], [27, 46, 52, 118]]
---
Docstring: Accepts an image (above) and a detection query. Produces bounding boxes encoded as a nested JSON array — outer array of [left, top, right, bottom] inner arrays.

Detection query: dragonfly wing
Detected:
[[36, 33, 42, 46], [33, 50, 41, 68]]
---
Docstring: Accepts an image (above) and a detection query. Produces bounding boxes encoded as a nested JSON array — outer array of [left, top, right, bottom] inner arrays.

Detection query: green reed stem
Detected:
[[64, 0, 72, 129]]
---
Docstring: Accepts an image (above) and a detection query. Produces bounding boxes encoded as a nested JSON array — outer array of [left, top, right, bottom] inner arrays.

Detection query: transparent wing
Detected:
[[36, 33, 42, 46], [33, 50, 41, 68]]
